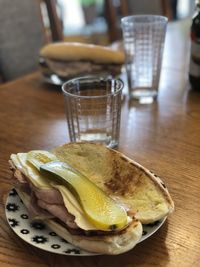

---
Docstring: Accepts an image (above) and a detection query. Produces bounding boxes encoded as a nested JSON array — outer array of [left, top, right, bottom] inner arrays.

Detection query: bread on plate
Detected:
[[9, 142, 174, 255], [39, 42, 125, 79]]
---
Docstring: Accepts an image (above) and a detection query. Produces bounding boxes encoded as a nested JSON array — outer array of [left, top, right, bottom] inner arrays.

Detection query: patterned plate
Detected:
[[5, 188, 166, 256]]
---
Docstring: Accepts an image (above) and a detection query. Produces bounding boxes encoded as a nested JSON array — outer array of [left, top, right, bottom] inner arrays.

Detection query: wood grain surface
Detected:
[[0, 19, 200, 267]]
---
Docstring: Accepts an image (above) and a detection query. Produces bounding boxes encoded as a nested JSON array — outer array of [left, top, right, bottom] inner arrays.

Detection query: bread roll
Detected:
[[40, 42, 125, 64]]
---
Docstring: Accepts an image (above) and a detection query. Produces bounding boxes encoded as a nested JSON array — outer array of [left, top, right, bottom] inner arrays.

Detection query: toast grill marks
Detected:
[[53, 144, 141, 197], [53, 143, 174, 224], [104, 156, 141, 197]]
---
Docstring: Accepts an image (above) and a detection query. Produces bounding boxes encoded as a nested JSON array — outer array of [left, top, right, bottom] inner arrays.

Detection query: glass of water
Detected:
[[121, 15, 168, 104], [62, 75, 123, 148]]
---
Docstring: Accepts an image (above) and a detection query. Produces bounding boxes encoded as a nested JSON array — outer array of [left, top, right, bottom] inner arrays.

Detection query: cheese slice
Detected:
[[53, 184, 99, 230], [17, 153, 50, 188], [11, 154, 24, 171], [11, 153, 99, 230]]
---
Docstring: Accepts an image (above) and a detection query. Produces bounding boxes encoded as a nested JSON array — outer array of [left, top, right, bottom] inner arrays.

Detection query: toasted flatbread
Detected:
[[53, 142, 174, 224], [45, 217, 142, 255]]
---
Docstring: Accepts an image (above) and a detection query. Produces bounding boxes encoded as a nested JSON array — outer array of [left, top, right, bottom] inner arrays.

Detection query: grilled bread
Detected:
[[53, 142, 174, 224]]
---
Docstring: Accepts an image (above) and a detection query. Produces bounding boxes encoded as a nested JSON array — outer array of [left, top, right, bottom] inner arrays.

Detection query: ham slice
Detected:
[[29, 191, 54, 219], [30, 183, 64, 204], [13, 168, 78, 229], [38, 199, 78, 229]]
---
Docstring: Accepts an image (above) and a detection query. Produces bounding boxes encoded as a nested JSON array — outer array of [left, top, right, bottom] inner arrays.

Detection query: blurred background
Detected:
[[41, 0, 196, 45], [0, 0, 196, 83]]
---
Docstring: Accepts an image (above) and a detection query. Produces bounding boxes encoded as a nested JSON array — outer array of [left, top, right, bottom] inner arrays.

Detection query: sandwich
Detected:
[[39, 42, 125, 80], [8, 142, 174, 255]]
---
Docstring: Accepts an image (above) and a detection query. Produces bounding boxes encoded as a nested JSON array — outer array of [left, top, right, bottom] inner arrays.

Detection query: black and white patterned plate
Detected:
[[5, 188, 166, 256]]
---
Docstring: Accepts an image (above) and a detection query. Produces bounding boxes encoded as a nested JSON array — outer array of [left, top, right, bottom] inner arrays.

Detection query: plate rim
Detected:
[[5, 188, 167, 256]]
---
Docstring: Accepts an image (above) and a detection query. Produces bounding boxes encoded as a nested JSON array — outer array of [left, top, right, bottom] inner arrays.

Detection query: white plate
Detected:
[[5, 188, 166, 256]]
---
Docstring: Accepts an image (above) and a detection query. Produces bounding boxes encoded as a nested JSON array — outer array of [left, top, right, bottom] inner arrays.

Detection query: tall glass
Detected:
[[62, 76, 123, 148], [121, 15, 168, 104]]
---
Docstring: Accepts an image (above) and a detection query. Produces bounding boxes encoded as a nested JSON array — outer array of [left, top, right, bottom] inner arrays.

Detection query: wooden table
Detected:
[[0, 19, 200, 267]]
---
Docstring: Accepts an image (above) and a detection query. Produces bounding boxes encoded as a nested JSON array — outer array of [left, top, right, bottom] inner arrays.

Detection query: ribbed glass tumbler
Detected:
[[121, 15, 168, 103], [62, 76, 123, 148]]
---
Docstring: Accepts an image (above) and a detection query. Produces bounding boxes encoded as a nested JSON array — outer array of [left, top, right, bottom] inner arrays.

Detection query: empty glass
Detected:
[[121, 15, 168, 104], [62, 76, 123, 148]]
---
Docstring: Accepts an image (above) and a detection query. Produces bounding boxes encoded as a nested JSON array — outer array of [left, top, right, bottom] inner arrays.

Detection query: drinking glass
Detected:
[[121, 15, 168, 104], [62, 76, 123, 148]]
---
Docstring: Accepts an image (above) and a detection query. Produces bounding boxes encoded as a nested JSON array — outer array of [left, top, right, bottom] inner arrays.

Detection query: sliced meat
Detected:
[[45, 59, 122, 78], [28, 191, 54, 219], [11, 166, 78, 229], [14, 169, 27, 183], [30, 184, 64, 204], [37, 199, 78, 229], [13, 166, 64, 205]]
